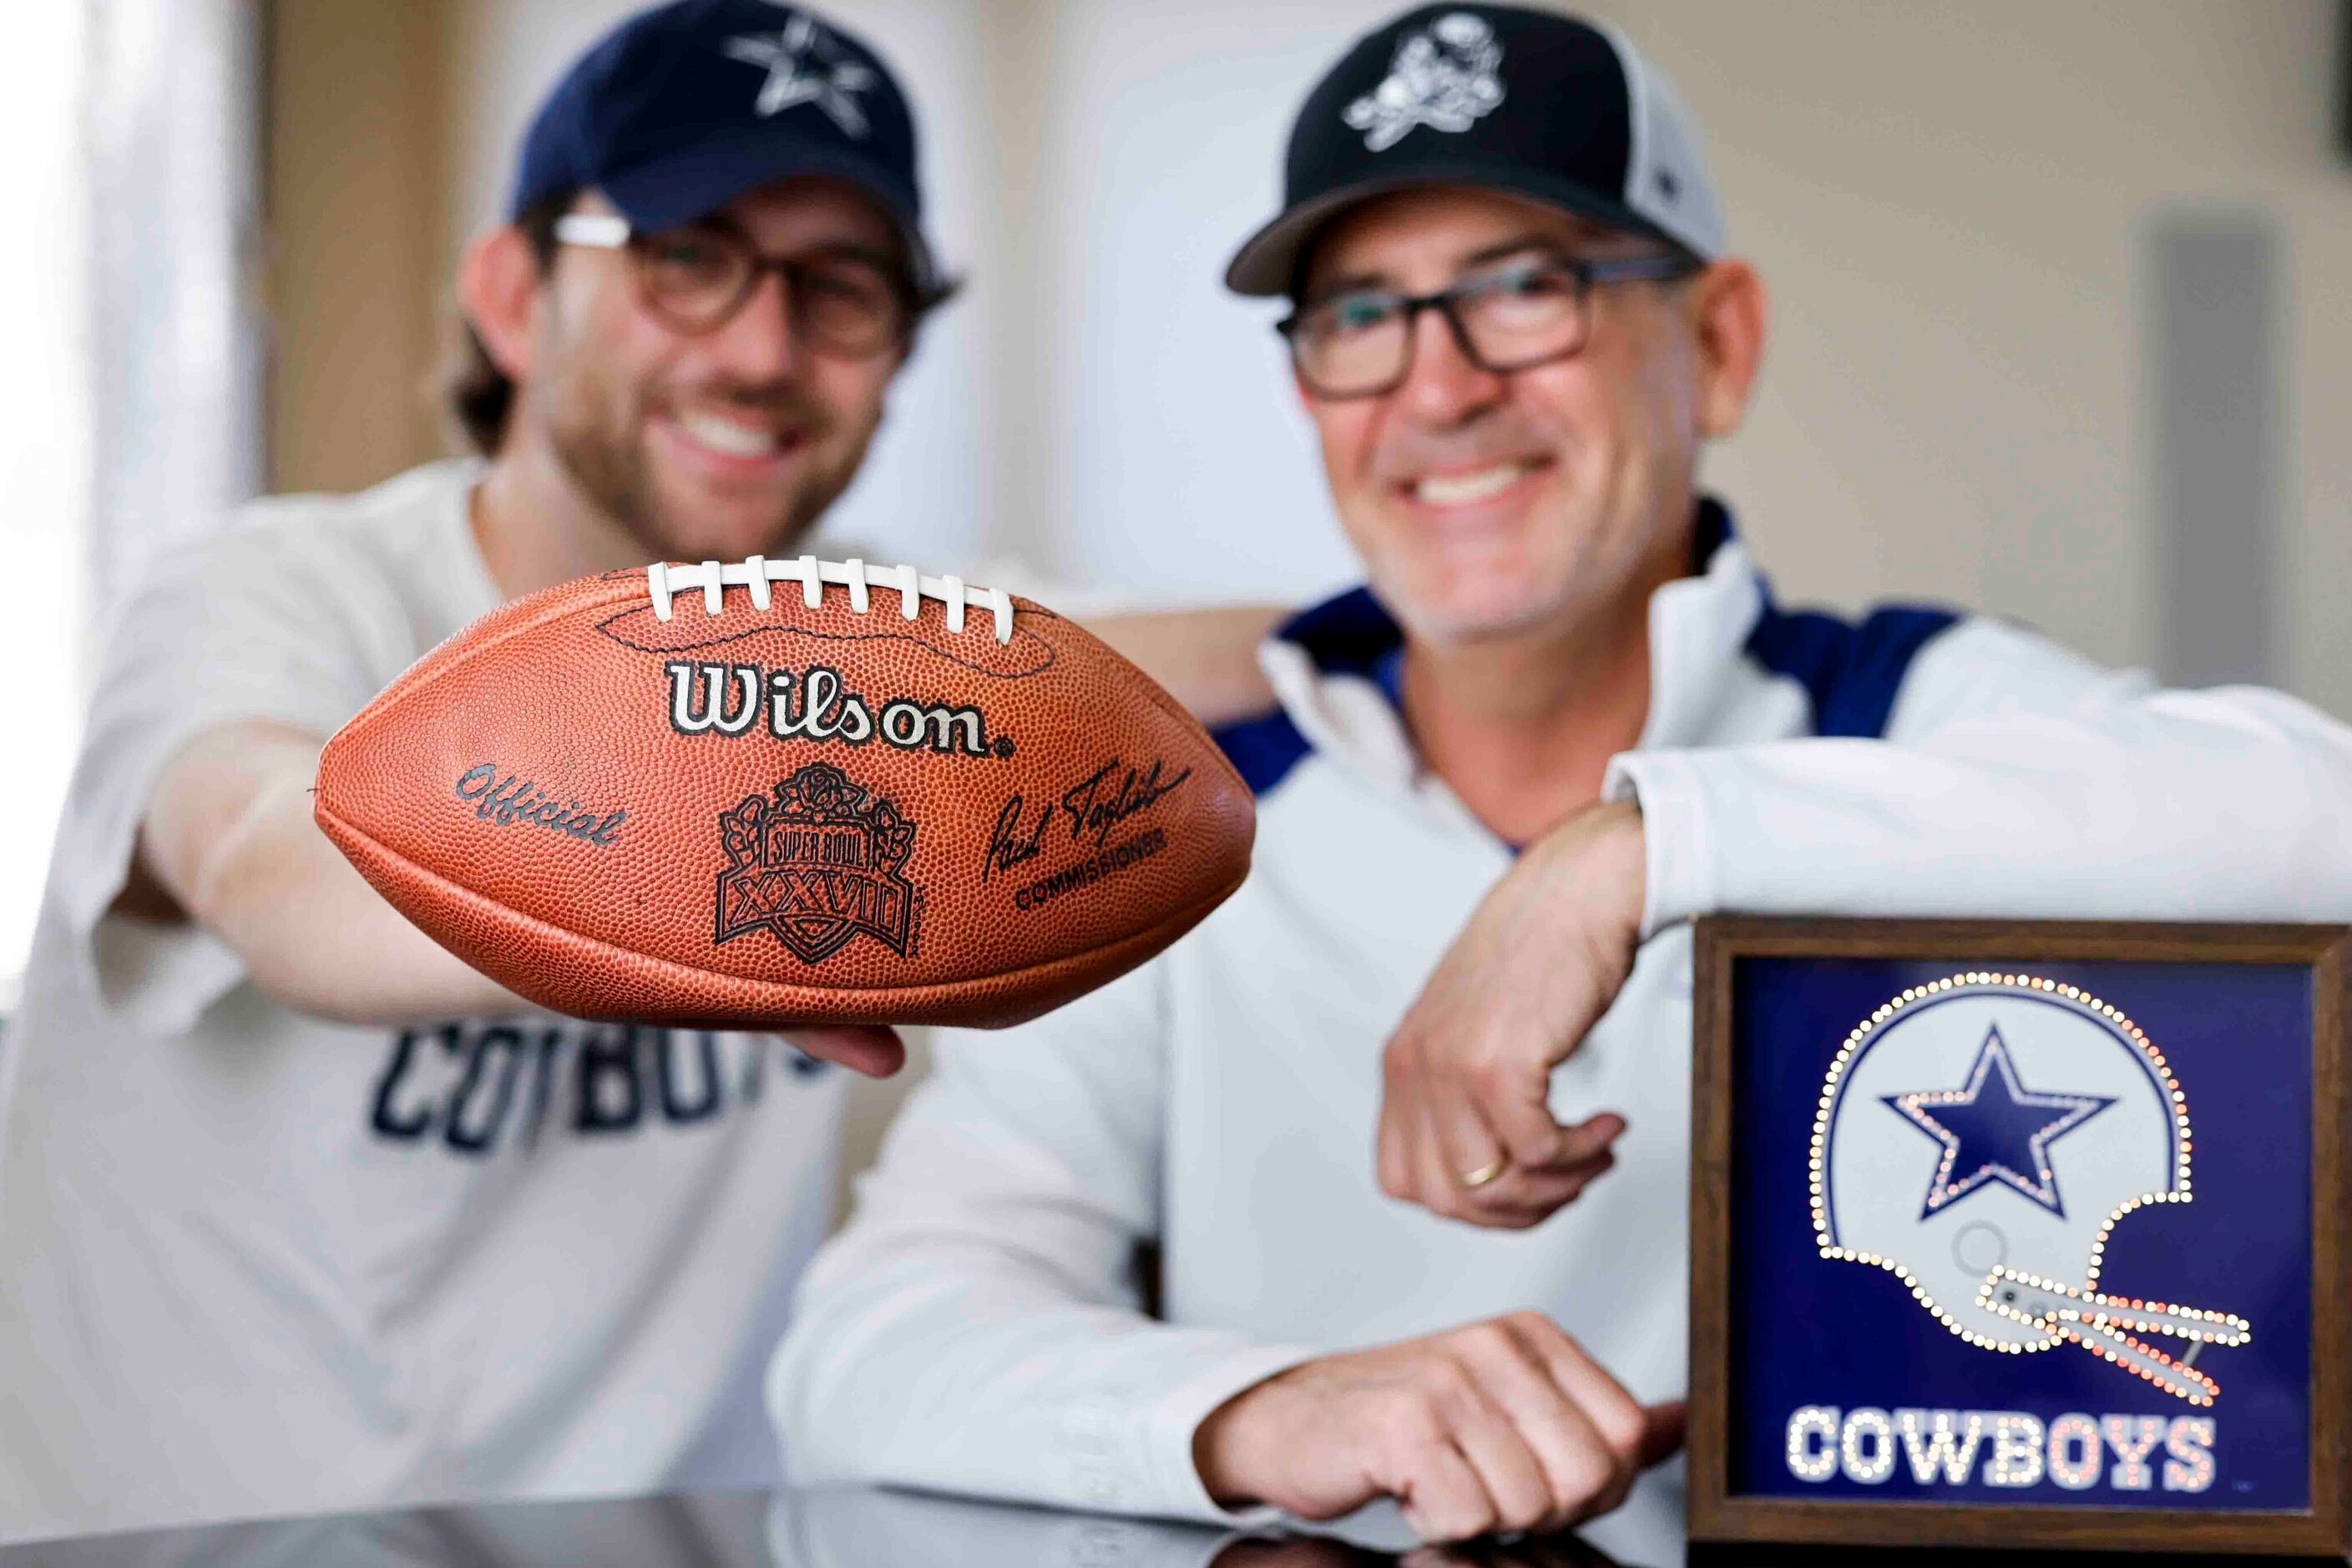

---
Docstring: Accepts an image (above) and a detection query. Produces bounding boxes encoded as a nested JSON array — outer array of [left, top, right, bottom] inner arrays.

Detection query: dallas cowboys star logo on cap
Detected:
[[723, 12, 875, 137], [1883, 1025, 2116, 1220]]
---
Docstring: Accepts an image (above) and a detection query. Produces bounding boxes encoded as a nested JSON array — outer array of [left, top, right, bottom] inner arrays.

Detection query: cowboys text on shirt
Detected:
[[367, 1019, 829, 1157]]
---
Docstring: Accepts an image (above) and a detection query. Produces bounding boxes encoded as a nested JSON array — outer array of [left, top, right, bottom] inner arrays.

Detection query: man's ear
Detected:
[[1688, 260, 1769, 441], [458, 225, 545, 383], [1291, 365, 1318, 414]]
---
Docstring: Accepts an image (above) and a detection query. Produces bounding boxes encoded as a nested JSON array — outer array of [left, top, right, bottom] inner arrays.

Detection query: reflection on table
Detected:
[[3, 1483, 2312, 1566], [0, 1483, 1633, 1568]]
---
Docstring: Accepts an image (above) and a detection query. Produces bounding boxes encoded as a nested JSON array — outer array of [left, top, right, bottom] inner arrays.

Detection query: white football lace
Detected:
[[645, 555, 1014, 645]]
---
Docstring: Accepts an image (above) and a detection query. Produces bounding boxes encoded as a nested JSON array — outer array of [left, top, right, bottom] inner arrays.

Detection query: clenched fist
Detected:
[[1192, 1313, 1682, 1543]]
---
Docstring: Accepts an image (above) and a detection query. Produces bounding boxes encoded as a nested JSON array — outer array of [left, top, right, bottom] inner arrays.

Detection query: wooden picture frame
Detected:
[[1688, 918, 2349, 1556]]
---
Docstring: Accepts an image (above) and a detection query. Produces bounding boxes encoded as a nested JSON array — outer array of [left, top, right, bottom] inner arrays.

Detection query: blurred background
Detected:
[[3, 2, 2347, 1159]]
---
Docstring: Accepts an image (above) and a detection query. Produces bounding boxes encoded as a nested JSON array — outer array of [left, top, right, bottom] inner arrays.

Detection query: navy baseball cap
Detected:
[[1227, 5, 1724, 297], [510, 0, 940, 291]]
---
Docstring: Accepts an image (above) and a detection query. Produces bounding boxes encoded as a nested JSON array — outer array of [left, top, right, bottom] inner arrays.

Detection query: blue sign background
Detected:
[[1727, 956, 2314, 1509]]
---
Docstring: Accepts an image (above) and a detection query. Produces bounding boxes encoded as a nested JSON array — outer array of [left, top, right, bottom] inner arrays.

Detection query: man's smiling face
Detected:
[[1295, 186, 1707, 648], [526, 176, 906, 563]]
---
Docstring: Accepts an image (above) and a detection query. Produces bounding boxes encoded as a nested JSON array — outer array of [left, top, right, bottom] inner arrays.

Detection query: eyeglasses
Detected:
[[1276, 250, 1703, 400], [554, 212, 913, 357]]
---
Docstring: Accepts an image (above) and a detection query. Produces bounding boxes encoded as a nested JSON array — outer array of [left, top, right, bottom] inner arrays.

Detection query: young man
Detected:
[[771, 6, 2352, 1560], [0, 0, 1262, 1543]]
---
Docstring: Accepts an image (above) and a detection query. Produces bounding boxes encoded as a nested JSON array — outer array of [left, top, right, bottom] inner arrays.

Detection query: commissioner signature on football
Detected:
[[981, 757, 1194, 882]]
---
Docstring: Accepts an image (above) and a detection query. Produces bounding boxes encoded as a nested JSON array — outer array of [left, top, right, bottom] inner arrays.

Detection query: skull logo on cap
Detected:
[[1343, 13, 1505, 153]]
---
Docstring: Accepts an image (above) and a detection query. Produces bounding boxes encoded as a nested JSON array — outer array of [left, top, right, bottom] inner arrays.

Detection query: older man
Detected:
[[0, 0, 1262, 1543], [771, 5, 2352, 1559]]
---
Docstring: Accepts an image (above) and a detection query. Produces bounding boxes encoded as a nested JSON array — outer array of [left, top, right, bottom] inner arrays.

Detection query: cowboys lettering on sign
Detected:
[[1813, 977, 2249, 1408], [1343, 12, 1505, 153], [716, 763, 921, 963], [722, 10, 874, 137]]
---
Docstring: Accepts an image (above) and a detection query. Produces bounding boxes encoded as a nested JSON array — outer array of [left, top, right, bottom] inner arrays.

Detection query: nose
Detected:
[[1394, 305, 1505, 427], [698, 268, 802, 384]]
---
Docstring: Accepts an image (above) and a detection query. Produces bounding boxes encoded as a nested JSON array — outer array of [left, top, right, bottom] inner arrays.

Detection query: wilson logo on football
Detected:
[[715, 763, 922, 964]]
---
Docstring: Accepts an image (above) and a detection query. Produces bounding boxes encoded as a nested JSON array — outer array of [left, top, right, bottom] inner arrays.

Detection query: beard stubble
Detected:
[[541, 344, 876, 564]]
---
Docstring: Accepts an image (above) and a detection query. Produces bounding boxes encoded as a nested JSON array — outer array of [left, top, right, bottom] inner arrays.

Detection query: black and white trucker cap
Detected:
[[1225, 4, 1724, 296]]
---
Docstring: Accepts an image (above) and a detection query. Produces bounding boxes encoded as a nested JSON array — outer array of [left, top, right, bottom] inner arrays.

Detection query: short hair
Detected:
[[443, 188, 962, 458]]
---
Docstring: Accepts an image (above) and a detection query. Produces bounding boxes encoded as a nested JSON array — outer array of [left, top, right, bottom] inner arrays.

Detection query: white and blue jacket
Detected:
[[771, 501, 2352, 1562]]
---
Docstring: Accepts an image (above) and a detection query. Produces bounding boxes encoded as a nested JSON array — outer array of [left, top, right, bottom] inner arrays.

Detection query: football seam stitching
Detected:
[[589, 600, 1060, 680], [316, 802, 1245, 1003]]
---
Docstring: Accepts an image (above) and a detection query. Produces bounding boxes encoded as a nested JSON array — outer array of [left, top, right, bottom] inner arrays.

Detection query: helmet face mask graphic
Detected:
[[1813, 974, 2248, 1404]]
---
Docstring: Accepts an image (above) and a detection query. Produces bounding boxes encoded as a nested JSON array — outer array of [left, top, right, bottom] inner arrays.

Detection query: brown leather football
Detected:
[[315, 556, 1254, 1029]]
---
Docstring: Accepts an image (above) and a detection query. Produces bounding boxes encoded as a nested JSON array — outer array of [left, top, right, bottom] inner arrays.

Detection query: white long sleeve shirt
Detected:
[[768, 503, 2352, 1565]]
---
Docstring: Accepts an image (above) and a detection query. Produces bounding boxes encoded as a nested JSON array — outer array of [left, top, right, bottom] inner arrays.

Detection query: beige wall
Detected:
[[266, 0, 454, 495], [1591, 0, 2349, 697]]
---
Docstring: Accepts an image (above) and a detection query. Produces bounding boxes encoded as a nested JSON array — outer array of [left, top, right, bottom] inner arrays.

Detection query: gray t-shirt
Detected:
[[0, 460, 843, 1542]]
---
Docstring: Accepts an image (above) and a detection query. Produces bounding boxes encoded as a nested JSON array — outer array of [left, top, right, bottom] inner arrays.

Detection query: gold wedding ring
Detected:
[[1458, 1155, 1508, 1190]]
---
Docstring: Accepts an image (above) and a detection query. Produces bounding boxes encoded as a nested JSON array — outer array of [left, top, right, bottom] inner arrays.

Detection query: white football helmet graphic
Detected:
[[1813, 974, 2248, 1404]]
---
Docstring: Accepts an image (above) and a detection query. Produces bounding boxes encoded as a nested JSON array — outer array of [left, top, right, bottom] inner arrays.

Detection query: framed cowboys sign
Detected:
[[1687, 918, 2350, 1555]]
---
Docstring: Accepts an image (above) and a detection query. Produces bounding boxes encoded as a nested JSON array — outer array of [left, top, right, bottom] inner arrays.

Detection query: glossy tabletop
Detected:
[[3, 1483, 2326, 1567]]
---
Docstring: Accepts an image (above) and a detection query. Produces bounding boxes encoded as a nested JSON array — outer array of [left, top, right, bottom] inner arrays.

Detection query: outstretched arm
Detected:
[[127, 719, 523, 1026], [122, 716, 903, 1074]]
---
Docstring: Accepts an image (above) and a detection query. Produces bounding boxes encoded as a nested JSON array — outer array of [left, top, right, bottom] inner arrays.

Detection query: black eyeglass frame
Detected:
[[553, 211, 926, 357], [1274, 250, 1706, 400]]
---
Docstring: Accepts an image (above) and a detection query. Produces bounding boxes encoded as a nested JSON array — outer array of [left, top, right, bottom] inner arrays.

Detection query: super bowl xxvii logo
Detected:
[[1790, 975, 2249, 1495], [715, 763, 922, 964]]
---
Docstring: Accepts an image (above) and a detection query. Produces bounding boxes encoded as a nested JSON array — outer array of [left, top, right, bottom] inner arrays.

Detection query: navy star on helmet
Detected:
[[1813, 978, 2249, 1404], [1882, 1024, 2116, 1221]]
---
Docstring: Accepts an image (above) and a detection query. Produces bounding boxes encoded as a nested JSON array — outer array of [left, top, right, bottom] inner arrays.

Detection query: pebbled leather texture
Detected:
[[315, 569, 1254, 1029]]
